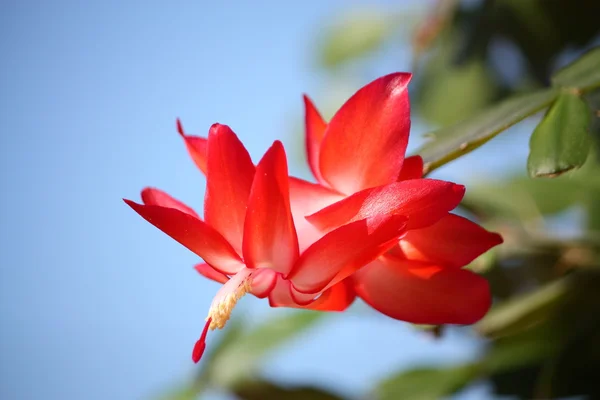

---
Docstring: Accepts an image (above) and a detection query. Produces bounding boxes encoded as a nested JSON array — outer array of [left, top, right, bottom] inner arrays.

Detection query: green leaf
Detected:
[[206, 311, 325, 388], [416, 88, 558, 174], [318, 11, 393, 68], [417, 58, 497, 126], [375, 364, 479, 400], [476, 279, 567, 338], [233, 379, 346, 400], [552, 47, 600, 91], [527, 91, 591, 177]]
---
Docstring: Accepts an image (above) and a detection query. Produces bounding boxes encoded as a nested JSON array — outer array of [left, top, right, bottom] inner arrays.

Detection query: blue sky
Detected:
[[0, 1, 530, 399]]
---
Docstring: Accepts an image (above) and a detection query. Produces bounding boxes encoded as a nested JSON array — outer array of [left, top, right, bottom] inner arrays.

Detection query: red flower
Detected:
[[125, 124, 407, 363], [290, 72, 503, 325]]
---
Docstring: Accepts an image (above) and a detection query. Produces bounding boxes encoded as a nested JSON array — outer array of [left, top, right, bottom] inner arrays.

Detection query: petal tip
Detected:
[[176, 118, 184, 136]]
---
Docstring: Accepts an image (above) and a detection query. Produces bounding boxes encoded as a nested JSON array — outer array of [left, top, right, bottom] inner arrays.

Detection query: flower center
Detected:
[[207, 275, 252, 330], [192, 268, 254, 363]]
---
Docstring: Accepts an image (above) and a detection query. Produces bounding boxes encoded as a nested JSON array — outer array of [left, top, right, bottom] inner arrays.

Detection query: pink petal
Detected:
[[393, 214, 503, 267], [307, 179, 465, 232], [194, 263, 229, 284], [319, 73, 412, 194], [124, 200, 243, 274], [289, 177, 345, 252], [303, 95, 328, 185], [204, 124, 255, 254], [287, 214, 407, 294], [177, 118, 208, 175], [397, 155, 424, 181], [141, 187, 200, 218], [354, 257, 491, 325], [268, 276, 356, 312], [243, 141, 299, 274]]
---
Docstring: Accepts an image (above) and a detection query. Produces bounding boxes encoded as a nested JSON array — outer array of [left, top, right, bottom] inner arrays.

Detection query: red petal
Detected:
[[287, 214, 407, 293], [243, 141, 299, 274], [307, 179, 465, 232], [204, 124, 255, 254], [194, 263, 229, 284], [268, 276, 356, 312], [125, 200, 243, 274], [303, 95, 328, 185], [250, 268, 278, 298], [393, 214, 503, 267], [319, 73, 412, 194], [141, 187, 200, 218], [354, 257, 491, 325], [177, 119, 208, 175], [397, 155, 424, 181], [289, 177, 344, 252]]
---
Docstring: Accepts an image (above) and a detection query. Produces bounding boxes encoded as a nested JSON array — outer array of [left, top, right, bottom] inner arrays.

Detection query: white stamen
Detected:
[[206, 268, 253, 330]]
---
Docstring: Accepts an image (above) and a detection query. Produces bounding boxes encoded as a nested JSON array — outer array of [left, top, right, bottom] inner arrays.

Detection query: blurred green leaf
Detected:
[[416, 88, 558, 174], [206, 311, 325, 388], [375, 364, 479, 400], [527, 91, 591, 177], [477, 279, 567, 338], [155, 386, 199, 400], [318, 11, 393, 68], [552, 47, 600, 91], [465, 175, 584, 220], [233, 379, 346, 400], [417, 58, 496, 126]]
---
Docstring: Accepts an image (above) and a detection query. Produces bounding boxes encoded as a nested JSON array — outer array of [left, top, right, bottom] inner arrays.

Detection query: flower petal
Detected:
[[141, 187, 200, 218], [393, 214, 503, 267], [250, 268, 278, 298], [194, 263, 229, 284], [287, 214, 407, 293], [204, 124, 255, 254], [243, 141, 299, 274], [289, 177, 345, 252], [306, 179, 465, 232], [268, 276, 356, 312], [354, 257, 491, 325], [397, 155, 424, 181], [124, 200, 244, 274], [319, 73, 412, 194], [177, 118, 208, 175], [303, 95, 328, 185]]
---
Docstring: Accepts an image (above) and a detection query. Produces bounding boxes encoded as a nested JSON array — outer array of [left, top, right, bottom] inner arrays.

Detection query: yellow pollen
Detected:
[[207, 277, 252, 330]]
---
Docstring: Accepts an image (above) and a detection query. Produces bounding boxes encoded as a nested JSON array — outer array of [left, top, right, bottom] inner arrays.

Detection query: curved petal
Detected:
[[397, 155, 424, 181], [303, 95, 328, 185], [141, 187, 200, 218], [250, 268, 278, 298], [243, 141, 299, 274], [319, 73, 412, 194], [268, 276, 356, 312], [287, 214, 407, 294], [307, 179, 465, 232], [289, 177, 344, 252], [124, 200, 244, 274], [177, 119, 208, 175], [194, 263, 229, 284], [393, 214, 503, 267], [354, 257, 491, 325], [204, 124, 255, 254]]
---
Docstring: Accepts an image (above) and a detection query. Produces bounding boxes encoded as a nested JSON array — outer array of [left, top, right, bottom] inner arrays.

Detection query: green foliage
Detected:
[[318, 11, 393, 68], [205, 311, 325, 388], [416, 88, 557, 174], [527, 91, 591, 177], [156, 311, 326, 399], [552, 47, 600, 91], [375, 364, 479, 400]]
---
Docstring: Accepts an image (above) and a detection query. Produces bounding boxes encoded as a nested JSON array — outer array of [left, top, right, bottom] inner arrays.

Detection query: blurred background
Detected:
[[1, 1, 599, 399]]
